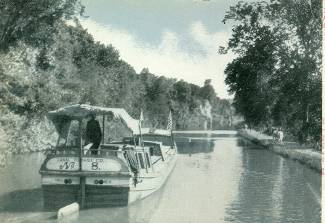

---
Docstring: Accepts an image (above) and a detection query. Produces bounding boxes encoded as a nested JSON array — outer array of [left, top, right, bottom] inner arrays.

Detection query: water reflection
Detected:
[[145, 137, 243, 223], [175, 137, 214, 154], [236, 137, 262, 149], [68, 173, 168, 223], [0, 188, 43, 212], [225, 146, 321, 223]]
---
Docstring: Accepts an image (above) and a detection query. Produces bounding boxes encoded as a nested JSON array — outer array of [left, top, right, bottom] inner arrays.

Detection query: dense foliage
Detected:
[[0, 0, 234, 158], [0, 0, 84, 51], [222, 0, 321, 145]]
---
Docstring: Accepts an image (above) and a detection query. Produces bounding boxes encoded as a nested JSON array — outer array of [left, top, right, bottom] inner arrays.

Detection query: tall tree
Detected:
[[222, 0, 321, 143]]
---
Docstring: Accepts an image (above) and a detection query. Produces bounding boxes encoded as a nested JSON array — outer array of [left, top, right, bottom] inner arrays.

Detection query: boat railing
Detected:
[[82, 149, 120, 157], [82, 144, 125, 157], [44, 146, 79, 156], [45, 144, 135, 158]]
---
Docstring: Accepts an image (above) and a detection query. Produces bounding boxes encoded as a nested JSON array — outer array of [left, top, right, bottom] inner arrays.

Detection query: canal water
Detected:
[[0, 131, 321, 223]]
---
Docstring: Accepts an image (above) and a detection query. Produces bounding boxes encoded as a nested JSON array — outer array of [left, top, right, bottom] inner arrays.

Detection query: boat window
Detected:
[[66, 120, 80, 147], [148, 145, 162, 156], [57, 120, 80, 148], [103, 119, 133, 143], [137, 153, 145, 169], [145, 153, 151, 167]]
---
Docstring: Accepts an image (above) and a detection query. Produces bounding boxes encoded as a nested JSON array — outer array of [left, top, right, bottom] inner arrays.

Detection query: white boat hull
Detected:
[[40, 149, 177, 208], [129, 151, 177, 203]]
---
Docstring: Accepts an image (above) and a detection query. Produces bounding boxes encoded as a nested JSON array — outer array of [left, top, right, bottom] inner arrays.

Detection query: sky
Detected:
[[80, 0, 239, 99]]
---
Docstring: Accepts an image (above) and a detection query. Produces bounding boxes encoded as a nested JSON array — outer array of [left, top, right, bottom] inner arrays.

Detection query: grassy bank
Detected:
[[238, 129, 321, 172]]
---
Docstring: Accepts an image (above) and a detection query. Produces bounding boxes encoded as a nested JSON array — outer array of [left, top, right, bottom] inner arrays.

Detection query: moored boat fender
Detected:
[[57, 202, 79, 220]]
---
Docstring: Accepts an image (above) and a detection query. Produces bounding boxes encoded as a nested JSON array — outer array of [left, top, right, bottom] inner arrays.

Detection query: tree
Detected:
[[222, 0, 321, 143], [172, 80, 191, 104], [200, 79, 217, 102], [0, 0, 83, 51]]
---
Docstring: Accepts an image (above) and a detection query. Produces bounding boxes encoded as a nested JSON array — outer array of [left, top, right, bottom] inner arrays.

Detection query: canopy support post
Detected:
[[102, 115, 105, 144], [78, 119, 85, 209]]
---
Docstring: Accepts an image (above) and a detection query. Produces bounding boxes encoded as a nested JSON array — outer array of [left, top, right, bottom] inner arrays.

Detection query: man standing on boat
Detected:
[[85, 114, 102, 155]]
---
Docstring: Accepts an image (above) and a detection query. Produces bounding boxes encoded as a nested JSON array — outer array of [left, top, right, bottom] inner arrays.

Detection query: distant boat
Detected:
[[39, 104, 177, 209]]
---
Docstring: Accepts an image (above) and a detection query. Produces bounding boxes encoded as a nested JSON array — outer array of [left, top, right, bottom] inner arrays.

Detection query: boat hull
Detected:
[[41, 174, 130, 209], [41, 153, 176, 209], [42, 184, 79, 210], [42, 181, 130, 209], [85, 185, 129, 208], [129, 150, 177, 203], [40, 143, 177, 209]]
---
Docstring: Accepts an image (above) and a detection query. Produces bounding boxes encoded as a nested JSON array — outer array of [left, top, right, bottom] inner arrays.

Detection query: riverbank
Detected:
[[0, 115, 57, 167], [238, 129, 321, 172]]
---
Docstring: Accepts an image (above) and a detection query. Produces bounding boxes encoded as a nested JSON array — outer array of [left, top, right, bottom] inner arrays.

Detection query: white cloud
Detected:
[[190, 21, 228, 53], [80, 19, 234, 98]]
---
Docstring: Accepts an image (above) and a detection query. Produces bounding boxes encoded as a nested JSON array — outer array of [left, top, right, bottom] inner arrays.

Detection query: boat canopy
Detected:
[[47, 104, 140, 135]]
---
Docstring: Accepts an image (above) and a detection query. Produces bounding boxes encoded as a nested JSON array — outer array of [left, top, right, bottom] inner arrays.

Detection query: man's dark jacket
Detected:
[[86, 119, 102, 143]]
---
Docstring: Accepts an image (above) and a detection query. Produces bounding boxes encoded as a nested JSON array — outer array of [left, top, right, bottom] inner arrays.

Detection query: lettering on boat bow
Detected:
[[45, 157, 123, 172]]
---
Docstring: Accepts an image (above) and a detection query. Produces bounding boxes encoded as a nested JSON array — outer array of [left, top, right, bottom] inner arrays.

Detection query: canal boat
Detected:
[[39, 104, 177, 209]]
